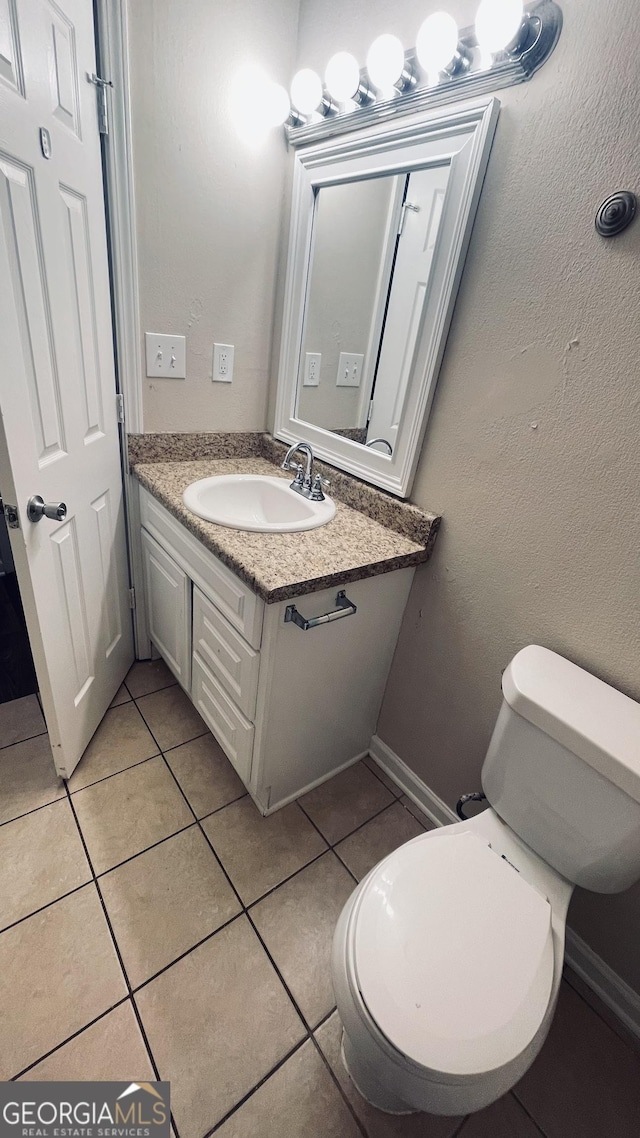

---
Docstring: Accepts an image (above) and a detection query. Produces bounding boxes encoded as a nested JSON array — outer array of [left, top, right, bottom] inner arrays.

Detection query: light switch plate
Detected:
[[213, 343, 234, 383], [303, 352, 321, 386], [336, 352, 364, 387], [145, 332, 186, 378]]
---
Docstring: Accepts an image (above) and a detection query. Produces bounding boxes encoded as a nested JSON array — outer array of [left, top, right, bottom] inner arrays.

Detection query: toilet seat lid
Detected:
[[353, 830, 554, 1078]]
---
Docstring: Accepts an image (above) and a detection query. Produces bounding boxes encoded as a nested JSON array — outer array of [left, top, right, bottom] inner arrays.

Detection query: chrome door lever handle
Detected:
[[27, 495, 67, 523]]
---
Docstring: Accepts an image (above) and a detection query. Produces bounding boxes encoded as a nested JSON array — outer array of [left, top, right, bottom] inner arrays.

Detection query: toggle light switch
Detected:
[[336, 352, 364, 387], [145, 333, 186, 378]]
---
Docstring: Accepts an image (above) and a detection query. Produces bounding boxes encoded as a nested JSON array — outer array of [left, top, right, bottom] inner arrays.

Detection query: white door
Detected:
[[367, 164, 451, 452], [0, 0, 133, 776]]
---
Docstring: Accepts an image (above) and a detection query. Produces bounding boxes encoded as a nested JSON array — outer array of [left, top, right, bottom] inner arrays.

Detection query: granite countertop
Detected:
[[133, 456, 436, 603]]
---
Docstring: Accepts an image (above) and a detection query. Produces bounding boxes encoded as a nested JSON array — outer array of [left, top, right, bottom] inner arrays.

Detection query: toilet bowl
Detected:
[[332, 645, 640, 1116], [332, 807, 572, 1115]]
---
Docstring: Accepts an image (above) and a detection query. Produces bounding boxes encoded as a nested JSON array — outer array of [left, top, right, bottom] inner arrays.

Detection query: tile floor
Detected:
[[1, 662, 640, 1136]]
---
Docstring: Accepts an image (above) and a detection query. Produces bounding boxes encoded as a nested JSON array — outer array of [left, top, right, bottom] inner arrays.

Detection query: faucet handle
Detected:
[[310, 473, 330, 501]]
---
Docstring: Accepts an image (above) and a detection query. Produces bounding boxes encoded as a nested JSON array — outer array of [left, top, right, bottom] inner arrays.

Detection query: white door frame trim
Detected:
[[94, 0, 150, 657], [94, 0, 142, 434]]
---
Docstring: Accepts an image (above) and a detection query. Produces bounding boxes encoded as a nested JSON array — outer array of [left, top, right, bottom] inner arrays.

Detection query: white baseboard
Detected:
[[369, 735, 458, 827], [564, 929, 640, 1041], [368, 733, 640, 1041]]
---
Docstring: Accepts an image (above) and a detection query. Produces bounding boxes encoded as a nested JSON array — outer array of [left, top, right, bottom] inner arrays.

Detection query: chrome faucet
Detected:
[[281, 441, 330, 501]]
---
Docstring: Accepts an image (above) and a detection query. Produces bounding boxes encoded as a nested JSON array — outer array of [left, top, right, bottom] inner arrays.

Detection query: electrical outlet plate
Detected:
[[336, 352, 364, 387], [145, 333, 186, 379], [303, 352, 321, 386], [213, 343, 234, 383]]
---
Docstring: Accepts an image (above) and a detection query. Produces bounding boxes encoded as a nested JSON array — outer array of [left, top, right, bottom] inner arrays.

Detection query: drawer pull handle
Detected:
[[284, 590, 357, 631]]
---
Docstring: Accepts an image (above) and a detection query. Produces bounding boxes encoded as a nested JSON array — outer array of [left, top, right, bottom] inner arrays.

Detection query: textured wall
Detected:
[[127, 0, 299, 432], [297, 0, 640, 991]]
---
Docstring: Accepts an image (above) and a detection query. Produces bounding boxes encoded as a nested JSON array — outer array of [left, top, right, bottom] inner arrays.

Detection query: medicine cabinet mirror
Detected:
[[274, 96, 500, 497]]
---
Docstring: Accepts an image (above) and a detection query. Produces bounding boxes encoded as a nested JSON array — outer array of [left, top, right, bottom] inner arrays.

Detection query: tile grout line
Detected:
[[362, 755, 404, 799], [4, 688, 546, 1135], [94, 819, 198, 880], [155, 745, 368, 1135], [0, 727, 49, 753], [130, 912, 243, 995], [66, 719, 216, 800], [67, 750, 162, 796], [510, 1088, 551, 1137], [132, 693, 209, 764], [1, 737, 425, 1036], [450, 1117, 469, 1137], [306, 1030, 368, 1138], [4, 677, 633, 1137], [0, 790, 65, 830], [0, 878, 92, 938], [123, 678, 177, 701], [10, 997, 132, 1081], [297, 793, 427, 870], [206, 1042, 310, 1135], [63, 783, 183, 1138], [10, 684, 424, 1128], [204, 1037, 310, 1136]]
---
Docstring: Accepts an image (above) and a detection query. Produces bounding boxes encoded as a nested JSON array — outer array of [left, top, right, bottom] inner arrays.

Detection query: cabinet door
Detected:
[[141, 528, 191, 690]]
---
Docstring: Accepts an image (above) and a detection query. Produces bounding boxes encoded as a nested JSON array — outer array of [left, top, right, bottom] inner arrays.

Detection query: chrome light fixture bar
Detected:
[[286, 0, 562, 147]]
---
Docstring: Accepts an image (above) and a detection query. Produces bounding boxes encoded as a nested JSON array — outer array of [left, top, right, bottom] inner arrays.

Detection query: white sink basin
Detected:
[[182, 474, 336, 532]]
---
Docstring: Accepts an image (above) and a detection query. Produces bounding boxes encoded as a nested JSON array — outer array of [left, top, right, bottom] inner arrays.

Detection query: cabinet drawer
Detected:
[[139, 486, 264, 648], [191, 654, 254, 783], [193, 587, 259, 720], [141, 529, 191, 690]]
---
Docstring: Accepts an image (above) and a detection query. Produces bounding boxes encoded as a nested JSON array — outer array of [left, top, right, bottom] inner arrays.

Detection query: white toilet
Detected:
[[331, 644, 640, 1116]]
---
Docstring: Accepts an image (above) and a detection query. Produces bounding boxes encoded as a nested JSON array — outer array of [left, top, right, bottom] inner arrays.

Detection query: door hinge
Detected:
[[398, 200, 420, 236], [367, 398, 374, 423], [0, 499, 19, 529], [116, 393, 125, 424], [129, 587, 136, 610], [87, 72, 113, 135]]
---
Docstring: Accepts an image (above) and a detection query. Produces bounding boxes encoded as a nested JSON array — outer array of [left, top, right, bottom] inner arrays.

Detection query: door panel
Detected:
[[367, 165, 451, 450], [0, 0, 133, 776], [0, 0, 24, 94], [0, 155, 66, 463], [60, 185, 104, 442]]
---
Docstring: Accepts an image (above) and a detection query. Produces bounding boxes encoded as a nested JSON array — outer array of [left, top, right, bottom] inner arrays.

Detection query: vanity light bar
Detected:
[[286, 0, 562, 147]]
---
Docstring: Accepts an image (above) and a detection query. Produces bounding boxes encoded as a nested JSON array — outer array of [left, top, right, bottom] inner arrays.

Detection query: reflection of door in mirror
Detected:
[[367, 164, 450, 454], [296, 175, 400, 438], [295, 164, 450, 455]]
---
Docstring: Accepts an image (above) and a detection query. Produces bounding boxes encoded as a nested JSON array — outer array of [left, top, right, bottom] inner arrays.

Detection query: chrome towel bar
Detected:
[[284, 589, 357, 631]]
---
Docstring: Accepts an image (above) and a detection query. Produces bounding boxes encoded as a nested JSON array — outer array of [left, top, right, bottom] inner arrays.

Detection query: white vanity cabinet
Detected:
[[139, 486, 414, 813]]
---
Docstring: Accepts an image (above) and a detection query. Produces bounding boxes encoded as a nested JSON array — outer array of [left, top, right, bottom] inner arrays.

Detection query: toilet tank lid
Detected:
[[503, 646, 640, 803]]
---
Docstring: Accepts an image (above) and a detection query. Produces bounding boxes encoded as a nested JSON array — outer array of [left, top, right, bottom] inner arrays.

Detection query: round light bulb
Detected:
[[366, 34, 405, 91], [416, 11, 459, 79], [475, 0, 524, 54], [290, 68, 323, 114], [325, 51, 361, 103]]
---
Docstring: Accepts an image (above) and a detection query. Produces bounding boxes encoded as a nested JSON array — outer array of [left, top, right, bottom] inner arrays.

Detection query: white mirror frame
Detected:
[[274, 95, 500, 498]]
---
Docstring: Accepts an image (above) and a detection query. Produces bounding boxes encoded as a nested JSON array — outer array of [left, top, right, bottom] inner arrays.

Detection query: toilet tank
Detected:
[[481, 646, 640, 893]]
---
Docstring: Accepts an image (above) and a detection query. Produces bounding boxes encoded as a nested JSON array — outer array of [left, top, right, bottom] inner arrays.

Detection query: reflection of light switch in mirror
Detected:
[[336, 352, 364, 387], [145, 333, 186, 378], [303, 352, 321, 386]]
